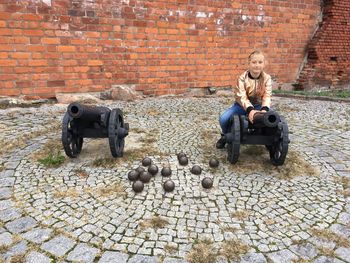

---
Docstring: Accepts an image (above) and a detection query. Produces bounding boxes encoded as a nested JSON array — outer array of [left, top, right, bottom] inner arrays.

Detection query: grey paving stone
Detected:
[[0, 187, 12, 199], [335, 247, 350, 262], [266, 249, 298, 263], [5, 216, 37, 234], [0, 208, 21, 222], [289, 243, 318, 259], [40, 235, 76, 257], [22, 228, 52, 244], [3, 240, 28, 260], [163, 258, 187, 263], [313, 256, 345, 263], [66, 243, 100, 263], [0, 232, 12, 246], [98, 251, 129, 263], [128, 255, 160, 263], [0, 200, 13, 211], [25, 251, 52, 263], [0, 177, 15, 187], [239, 253, 267, 263]]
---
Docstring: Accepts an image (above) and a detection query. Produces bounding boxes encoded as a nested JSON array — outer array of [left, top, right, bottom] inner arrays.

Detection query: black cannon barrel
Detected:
[[67, 102, 110, 122], [253, 110, 280, 128]]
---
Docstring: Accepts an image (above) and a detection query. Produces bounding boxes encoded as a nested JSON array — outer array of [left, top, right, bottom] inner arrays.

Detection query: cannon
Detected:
[[62, 102, 129, 158], [224, 110, 289, 166]]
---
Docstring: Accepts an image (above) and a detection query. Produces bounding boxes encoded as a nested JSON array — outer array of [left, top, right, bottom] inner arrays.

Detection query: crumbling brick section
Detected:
[[0, 0, 322, 98], [297, 0, 350, 90]]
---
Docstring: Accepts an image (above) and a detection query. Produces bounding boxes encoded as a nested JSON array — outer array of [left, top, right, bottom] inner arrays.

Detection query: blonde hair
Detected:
[[248, 50, 266, 98]]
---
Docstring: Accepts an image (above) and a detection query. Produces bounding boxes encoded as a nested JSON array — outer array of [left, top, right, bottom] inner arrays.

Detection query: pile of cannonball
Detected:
[[127, 157, 175, 193], [127, 154, 220, 193]]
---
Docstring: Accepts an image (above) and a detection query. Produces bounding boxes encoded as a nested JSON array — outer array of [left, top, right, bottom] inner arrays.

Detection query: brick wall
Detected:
[[0, 0, 321, 98], [297, 0, 350, 90]]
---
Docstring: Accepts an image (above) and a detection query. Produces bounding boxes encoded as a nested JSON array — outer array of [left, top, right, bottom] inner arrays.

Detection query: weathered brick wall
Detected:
[[0, 0, 321, 98], [298, 0, 350, 90]]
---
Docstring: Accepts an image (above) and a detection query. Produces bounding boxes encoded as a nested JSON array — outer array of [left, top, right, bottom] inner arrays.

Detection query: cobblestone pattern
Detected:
[[0, 97, 349, 262]]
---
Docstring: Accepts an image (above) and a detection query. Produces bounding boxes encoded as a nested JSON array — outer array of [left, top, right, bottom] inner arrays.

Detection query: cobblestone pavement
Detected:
[[0, 96, 349, 263]]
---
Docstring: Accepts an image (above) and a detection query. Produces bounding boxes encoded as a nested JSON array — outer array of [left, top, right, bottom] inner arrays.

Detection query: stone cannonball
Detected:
[[191, 165, 202, 175], [178, 156, 188, 166], [142, 157, 152, 167], [177, 152, 187, 160], [209, 158, 219, 168], [139, 171, 152, 183], [128, 170, 139, 181], [161, 167, 172, 177], [163, 180, 175, 192], [136, 166, 145, 174], [202, 177, 213, 189], [148, 164, 159, 176], [132, 180, 144, 193]]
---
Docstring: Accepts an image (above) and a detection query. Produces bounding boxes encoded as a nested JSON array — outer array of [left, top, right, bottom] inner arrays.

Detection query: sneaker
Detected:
[[216, 135, 226, 149]]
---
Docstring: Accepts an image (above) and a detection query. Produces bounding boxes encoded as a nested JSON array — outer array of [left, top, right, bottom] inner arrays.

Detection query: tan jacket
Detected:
[[234, 70, 272, 110]]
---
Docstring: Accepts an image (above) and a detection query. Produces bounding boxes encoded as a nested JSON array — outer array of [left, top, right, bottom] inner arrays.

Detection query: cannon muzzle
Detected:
[[67, 102, 110, 122], [253, 111, 280, 128]]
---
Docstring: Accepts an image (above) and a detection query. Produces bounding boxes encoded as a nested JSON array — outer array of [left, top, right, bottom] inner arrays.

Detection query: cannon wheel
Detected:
[[227, 115, 241, 164], [269, 117, 289, 166], [108, 108, 126, 157], [62, 112, 83, 158]]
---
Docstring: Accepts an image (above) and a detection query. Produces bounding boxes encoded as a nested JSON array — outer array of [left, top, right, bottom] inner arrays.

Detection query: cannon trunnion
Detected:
[[224, 111, 289, 166], [62, 102, 129, 158]]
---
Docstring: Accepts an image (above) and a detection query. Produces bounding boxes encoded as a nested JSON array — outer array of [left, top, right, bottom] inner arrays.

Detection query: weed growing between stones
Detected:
[[38, 153, 65, 168], [317, 246, 336, 257], [0, 163, 4, 172], [309, 228, 350, 248], [138, 216, 169, 232], [6, 254, 26, 263], [186, 239, 217, 263], [85, 182, 126, 198], [219, 239, 250, 262], [231, 210, 252, 220], [291, 258, 312, 263], [164, 243, 178, 254], [53, 188, 79, 199], [74, 168, 88, 177]]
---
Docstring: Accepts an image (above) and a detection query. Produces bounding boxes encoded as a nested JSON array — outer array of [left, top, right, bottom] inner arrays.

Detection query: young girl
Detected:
[[216, 50, 272, 149]]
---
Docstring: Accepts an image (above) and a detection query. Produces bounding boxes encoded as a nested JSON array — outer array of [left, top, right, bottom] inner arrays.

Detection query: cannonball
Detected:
[[142, 157, 152, 167], [161, 167, 172, 177], [148, 164, 159, 176], [139, 171, 152, 183], [191, 165, 202, 175], [132, 180, 144, 193], [163, 180, 175, 192], [177, 152, 187, 160], [128, 170, 139, 181], [178, 156, 188, 165], [209, 158, 219, 168], [136, 166, 145, 174], [202, 177, 213, 189]]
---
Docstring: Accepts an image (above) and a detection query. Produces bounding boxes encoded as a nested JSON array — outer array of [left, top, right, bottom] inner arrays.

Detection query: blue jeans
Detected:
[[219, 103, 261, 134]]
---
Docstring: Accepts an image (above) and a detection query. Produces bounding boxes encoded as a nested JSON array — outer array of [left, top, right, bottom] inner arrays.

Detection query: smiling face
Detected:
[[248, 53, 265, 77]]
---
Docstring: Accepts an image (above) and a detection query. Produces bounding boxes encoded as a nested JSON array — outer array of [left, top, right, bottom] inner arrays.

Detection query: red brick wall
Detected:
[[297, 0, 350, 90], [0, 0, 321, 98]]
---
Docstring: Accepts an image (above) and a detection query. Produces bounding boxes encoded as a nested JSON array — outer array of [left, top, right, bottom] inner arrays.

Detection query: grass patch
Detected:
[[228, 146, 319, 180], [32, 138, 65, 168], [0, 163, 4, 172], [273, 89, 350, 99], [291, 259, 311, 263], [187, 239, 217, 263], [0, 245, 9, 254], [310, 228, 350, 248], [138, 216, 169, 231], [7, 254, 26, 263], [220, 239, 250, 261], [316, 246, 336, 257], [38, 153, 65, 168], [231, 210, 251, 220]]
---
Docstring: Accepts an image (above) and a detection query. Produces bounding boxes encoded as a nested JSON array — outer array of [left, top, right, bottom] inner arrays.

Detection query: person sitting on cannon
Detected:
[[216, 50, 272, 149]]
